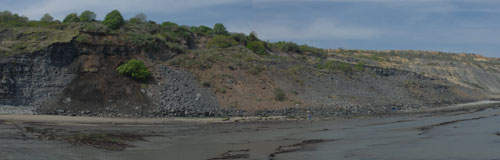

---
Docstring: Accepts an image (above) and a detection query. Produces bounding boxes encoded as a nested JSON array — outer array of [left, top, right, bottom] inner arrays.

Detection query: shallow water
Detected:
[[2, 108, 500, 160]]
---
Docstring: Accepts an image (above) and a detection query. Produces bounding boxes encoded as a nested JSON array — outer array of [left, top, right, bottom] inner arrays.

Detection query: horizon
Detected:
[[2, 0, 499, 58]]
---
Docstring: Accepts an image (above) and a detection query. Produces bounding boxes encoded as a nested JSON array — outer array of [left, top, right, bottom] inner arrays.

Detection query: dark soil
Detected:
[[23, 126, 151, 151], [269, 139, 335, 159]]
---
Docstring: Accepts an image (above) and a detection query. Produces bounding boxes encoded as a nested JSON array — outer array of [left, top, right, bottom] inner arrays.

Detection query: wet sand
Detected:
[[1, 102, 500, 160]]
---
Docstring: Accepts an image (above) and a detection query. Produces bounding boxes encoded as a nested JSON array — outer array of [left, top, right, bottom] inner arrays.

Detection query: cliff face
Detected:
[[0, 42, 78, 106], [401, 59, 500, 96], [0, 28, 498, 117]]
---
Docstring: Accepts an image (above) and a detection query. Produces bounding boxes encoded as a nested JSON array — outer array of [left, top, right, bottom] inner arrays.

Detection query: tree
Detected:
[[63, 13, 79, 23], [247, 41, 267, 55], [40, 13, 53, 22], [103, 10, 125, 30], [79, 10, 96, 22], [0, 11, 28, 26], [129, 12, 146, 23], [213, 23, 228, 35], [161, 21, 178, 29], [249, 31, 259, 42], [116, 59, 151, 81]]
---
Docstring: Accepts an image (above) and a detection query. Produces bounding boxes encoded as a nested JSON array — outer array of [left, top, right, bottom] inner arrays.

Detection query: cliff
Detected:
[[0, 23, 498, 117]]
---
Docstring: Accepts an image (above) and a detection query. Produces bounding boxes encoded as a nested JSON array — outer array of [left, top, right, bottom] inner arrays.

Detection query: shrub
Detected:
[[274, 88, 286, 101], [40, 13, 54, 22], [271, 41, 300, 53], [207, 35, 237, 48], [79, 10, 96, 22], [319, 60, 353, 73], [0, 11, 29, 26], [190, 25, 212, 35], [129, 13, 146, 23], [230, 33, 248, 44], [63, 13, 79, 23], [213, 23, 228, 35], [249, 31, 259, 41], [354, 61, 366, 72], [247, 41, 267, 55], [103, 10, 125, 30], [161, 21, 179, 29], [116, 59, 151, 81]]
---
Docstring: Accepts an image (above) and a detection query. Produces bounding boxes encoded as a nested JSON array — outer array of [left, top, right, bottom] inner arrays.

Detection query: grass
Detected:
[[0, 27, 78, 56], [274, 88, 286, 101], [167, 47, 268, 74]]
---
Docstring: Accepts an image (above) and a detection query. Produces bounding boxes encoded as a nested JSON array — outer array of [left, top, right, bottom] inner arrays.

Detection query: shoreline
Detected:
[[1, 100, 499, 125]]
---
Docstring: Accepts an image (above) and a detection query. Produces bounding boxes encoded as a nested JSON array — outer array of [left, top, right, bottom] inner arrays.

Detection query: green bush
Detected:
[[190, 25, 212, 35], [354, 61, 366, 72], [248, 31, 259, 41], [271, 41, 300, 53], [116, 59, 151, 81], [213, 23, 228, 35], [274, 88, 286, 101], [40, 13, 54, 22], [230, 33, 248, 44], [63, 13, 79, 23], [247, 41, 267, 55], [103, 10, 125, 30], [128, 13, 146, 23], [319, 60, 353, 73], [207, 35, 237, 48], [0, 11, 29, 26], [161, 21, 179, 29], [79, 10, 96, 22]]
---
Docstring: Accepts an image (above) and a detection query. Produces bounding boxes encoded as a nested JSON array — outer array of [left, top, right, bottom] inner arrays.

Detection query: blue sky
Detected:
[[2, 0, 500, 58]]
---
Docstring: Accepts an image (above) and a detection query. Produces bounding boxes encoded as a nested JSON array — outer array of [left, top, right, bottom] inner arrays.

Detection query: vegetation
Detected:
[[213, 23, 228, 35], [63, 13, 79, 23], [116, 59, 151, 81], [40, 13, 54, 22], [0, 11, 28, 27], [79, 10, 96, 22], [103, 10, 125, 30], [190, 25, 212, 35], [207, 35, 238, 48], [354, 61, 366, 72], [129, 13, 146, 23], [274, 88, 286, 101], [246, 41, 267, 55], [269, 41, 324, 55]]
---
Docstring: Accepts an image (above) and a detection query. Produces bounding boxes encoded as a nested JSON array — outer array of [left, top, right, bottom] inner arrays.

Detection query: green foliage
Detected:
[[103, 10, 125, 30], [161, 21, 179, 29], [79, 10, 96, 22], [269, 41, 324, 55], [0, 10, 29, 26], [247, 41, 267, 55], [40, 13, 53, 22], [271, 41, 300, 53], [354, 61, 366, 72], [63, 13, 80, 23], [116, 59, 151, 81], [189, 25, 212, 35], [207, 35, 238, 48], [0, 27, 79, 56], [213, 23, 228, 35], [230, 33, 248, 44], [248, 31, 259, 41], [129, 13, 146, 23], [299, 44, 324, 54], [274, 88, 286, 101]]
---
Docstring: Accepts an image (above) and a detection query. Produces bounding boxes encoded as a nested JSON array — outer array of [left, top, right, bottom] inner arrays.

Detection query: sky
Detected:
[[2, 0, 500, 58]]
